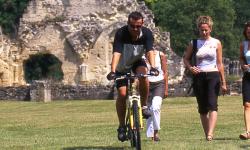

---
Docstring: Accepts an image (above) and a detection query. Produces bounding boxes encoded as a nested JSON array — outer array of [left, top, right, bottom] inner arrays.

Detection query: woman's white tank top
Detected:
[[243, 41, 250, 65], [195, 37, 219, 72], [147, 51, 164, 82]]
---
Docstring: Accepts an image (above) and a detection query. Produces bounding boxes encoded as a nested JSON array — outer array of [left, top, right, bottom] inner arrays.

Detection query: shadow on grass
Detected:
[[240, 145, 250, 149], [213, 137, 239, 141], [62, 146, 126, 150]]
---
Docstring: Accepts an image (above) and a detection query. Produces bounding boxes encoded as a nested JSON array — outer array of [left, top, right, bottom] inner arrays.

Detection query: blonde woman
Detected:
[[183, 16, 227, 141]]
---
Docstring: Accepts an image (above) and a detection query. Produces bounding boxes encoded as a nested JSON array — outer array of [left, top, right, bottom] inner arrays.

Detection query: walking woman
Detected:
[[145, 50, 168, 142], [183, 16, 227, 141], [239, 21, 250, 140]]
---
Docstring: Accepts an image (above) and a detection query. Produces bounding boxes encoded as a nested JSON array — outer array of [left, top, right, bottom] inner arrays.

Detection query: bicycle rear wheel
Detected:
[[131, 100, 141, 150]]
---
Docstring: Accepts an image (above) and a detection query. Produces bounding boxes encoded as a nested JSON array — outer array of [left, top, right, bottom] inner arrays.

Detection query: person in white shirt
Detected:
[[145, 50, 168, 141], [183, 16, 227, 141]]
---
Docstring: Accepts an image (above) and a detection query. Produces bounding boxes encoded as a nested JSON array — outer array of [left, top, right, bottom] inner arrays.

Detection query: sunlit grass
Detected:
[[0, 96, 248, 150]]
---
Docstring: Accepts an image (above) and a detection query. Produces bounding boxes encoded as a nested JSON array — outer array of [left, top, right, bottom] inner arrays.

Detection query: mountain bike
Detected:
[[115, 73, 152, 150]]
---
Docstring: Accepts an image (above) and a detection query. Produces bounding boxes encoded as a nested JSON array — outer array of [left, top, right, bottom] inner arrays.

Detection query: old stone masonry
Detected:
[[0, 0, 178, 86], [0, 0, 241, 100]]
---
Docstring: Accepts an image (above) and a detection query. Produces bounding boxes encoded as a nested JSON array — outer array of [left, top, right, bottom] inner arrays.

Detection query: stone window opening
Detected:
[[23, 53, 63, 83]]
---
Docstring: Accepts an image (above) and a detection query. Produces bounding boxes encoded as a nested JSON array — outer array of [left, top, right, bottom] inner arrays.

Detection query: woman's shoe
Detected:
[[239, 132, 250, 140], [153, 136, 160, 142], [206, 135, 213, 141]]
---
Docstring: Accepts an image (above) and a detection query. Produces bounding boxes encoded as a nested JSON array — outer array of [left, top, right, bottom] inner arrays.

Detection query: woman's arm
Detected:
[[160, 51, 168, 97], [216, 40, 227, 93], [239, 42, 249, 71], [183, 42, 193, 69], [183, 41, 200, 74]]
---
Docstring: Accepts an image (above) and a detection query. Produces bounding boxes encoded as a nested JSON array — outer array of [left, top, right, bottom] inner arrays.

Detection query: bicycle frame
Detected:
[[115, 73, 152, 150], [127, 79, 143, 129]]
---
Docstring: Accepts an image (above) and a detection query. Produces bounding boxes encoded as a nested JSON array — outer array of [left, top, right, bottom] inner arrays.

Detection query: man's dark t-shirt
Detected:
[[113, 25, 154, 73]]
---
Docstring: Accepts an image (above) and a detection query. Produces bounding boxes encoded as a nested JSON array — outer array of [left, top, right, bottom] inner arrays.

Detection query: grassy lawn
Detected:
[[0, 96, 248, 150]]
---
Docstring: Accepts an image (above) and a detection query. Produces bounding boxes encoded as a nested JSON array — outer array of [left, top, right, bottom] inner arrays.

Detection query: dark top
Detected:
[[113, 25, 154, 73]]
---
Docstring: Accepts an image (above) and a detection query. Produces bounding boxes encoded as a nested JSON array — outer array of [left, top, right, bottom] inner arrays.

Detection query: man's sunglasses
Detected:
[[129, 24, 142, 29]]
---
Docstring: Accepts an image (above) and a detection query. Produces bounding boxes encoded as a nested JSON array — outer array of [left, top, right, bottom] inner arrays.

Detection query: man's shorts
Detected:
[[115, 59, 147, 89]]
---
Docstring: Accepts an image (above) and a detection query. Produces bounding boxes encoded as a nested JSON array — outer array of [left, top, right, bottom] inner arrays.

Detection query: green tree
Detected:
[[0, 0, 30, 36], [232, 0, 250, 51], [233, 0, 250, 29], [143, 0, 158, 7], [149, 0, 238, 59]]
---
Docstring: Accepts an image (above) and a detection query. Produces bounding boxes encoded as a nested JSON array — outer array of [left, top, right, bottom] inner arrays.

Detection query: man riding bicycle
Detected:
[[107, 11, 159, 142]]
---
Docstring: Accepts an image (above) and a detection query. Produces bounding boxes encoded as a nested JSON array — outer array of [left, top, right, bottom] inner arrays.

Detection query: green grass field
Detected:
[[0, 96, 249, 150]]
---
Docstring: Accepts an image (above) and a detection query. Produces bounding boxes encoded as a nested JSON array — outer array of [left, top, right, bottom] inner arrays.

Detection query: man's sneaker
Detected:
[[142, 106, 151, 119], [117, 126, 127, 142]]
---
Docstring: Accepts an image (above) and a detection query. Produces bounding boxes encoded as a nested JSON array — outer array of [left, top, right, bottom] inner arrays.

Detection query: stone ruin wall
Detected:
[[0, 0, 180, 87], [0, 0, 243, 99]]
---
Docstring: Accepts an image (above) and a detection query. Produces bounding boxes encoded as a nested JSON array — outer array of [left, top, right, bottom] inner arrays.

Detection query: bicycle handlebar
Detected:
[[114, 73, 155, 81]]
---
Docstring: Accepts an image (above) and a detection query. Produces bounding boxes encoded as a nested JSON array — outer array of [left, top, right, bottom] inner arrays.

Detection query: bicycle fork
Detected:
[[128, 95, 143, 129]]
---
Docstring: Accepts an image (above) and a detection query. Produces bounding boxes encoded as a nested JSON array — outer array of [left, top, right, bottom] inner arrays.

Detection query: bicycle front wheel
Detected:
[[131, 100, 141, 150]]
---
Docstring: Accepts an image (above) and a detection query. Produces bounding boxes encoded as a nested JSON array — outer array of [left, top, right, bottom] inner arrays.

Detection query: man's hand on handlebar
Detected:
[[150, 67, 159, 76], [107, 70, 159, 81], [107, 72, 116, 80]]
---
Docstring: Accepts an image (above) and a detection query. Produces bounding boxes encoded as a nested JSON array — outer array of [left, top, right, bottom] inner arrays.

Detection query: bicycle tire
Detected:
[[131, 100, 141, 150], [126, 113, 132, 145]]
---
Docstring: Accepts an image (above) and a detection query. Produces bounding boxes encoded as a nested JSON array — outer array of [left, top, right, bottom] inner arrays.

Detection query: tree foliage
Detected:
[[146, 0, 250, 59], [0, 0, 30, 36], [1, 0, 250, 60], [233, 0, 250, 29]]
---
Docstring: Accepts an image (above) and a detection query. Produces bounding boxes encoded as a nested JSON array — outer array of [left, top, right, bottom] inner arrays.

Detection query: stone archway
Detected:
[[23, 53, 64, 83], [85, 22, 125, 83]]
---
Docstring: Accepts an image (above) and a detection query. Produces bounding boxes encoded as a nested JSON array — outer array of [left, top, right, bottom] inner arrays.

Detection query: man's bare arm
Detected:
[[111, 52, 121, 72]]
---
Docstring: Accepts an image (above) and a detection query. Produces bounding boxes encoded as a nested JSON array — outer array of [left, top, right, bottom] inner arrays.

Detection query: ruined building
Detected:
[[3, 0, 241, 99], [0, 0, 182, 88]]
